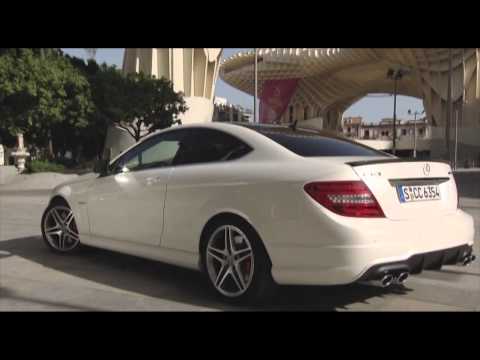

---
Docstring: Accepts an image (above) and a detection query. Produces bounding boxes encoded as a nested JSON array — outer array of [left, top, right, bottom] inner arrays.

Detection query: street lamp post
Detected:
[[413, 112, 417, 158], [446, 48, 453, 164], [387, 67, 410, 156], [454, 108, 459, 170], [393, 77, 398, 155], [408, 109, 425, 159], [254, 48, 258, 124]]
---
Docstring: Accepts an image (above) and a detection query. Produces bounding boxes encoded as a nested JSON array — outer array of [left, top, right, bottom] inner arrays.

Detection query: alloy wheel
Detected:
[[206, 225, 255, 298], [43, 206, 80, 252]]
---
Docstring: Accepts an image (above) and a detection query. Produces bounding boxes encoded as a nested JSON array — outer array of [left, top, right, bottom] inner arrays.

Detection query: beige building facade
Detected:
[[342, 117, 431, 157], [104, 48, 223, 158], [220, 48, 480, 163], [122, 48, 223, 124]]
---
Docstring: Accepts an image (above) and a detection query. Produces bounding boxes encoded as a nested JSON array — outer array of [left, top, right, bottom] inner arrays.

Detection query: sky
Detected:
[[62, 48, 424, 123]]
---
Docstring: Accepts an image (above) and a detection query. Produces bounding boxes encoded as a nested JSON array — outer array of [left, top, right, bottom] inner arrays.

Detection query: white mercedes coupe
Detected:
[[41, 122, 476, 303]]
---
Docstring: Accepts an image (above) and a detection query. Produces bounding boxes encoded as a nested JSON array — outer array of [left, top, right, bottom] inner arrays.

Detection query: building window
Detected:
[[402, 129, 407, 136]]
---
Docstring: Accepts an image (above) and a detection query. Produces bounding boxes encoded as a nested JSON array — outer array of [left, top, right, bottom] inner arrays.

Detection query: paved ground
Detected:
[[0, 189, 479, 311], [0, 171, 78, 189]]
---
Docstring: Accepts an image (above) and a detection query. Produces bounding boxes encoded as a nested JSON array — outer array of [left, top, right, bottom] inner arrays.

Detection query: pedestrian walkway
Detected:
[[0, 172, 79, 191], [0, 166, 18, 185]]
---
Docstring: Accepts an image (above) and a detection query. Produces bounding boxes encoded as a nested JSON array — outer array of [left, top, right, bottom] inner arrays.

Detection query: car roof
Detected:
[[111, 121, 383, 165], [145, 121, 338, 139], [109, 122, 299, 165]]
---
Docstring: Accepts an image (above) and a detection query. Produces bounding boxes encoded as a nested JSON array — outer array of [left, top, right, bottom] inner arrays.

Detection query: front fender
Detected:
[[49, 179, 94, 237]]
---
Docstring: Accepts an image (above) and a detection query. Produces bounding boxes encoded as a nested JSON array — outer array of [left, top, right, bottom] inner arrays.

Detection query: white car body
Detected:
[[48, 122, 475, 286]]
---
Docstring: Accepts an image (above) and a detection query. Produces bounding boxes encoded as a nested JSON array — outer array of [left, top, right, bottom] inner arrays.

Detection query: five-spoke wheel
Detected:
[[202, 217, 276, 304], [206, 225, 255, 297], [42, 201, 80, 253]]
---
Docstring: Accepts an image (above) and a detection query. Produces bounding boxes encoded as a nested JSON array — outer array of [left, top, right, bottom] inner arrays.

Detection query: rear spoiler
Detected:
[[347, 159, 451, 167]]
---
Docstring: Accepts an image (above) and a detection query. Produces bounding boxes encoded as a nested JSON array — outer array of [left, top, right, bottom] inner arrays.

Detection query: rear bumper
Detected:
[[359, 244, 474, 281], [268, 209, 475, 285]]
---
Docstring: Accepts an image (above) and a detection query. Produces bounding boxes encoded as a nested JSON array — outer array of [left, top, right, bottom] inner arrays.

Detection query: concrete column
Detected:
[[123, 48, 222, 126], [108, 48, 222, 157], [0, 143, 4, 166], [296, 104, 303, 122], [172, 48, 184, 92], [477, 48, 480, 99]]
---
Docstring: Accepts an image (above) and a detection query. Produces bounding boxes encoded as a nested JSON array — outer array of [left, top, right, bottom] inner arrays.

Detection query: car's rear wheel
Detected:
[[41, 199, 81, 254], [201, 217, 276, 304]]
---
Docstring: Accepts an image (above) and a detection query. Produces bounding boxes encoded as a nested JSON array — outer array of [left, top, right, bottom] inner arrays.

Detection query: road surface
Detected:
[[0, 191, 479, 311]]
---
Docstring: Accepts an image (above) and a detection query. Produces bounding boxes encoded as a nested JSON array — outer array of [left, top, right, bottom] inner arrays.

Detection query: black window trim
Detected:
[[107, 128, 189, 176], [107, 127, 253, 176], [237, 123, 390, 158], [171, 127, 253, 167]]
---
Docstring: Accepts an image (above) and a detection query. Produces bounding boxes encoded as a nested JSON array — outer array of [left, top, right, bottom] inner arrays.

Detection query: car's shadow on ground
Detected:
[[0, 236, 413, 311]]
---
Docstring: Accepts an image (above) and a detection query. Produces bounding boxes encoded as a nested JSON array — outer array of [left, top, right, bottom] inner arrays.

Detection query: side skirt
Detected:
[[79, 233, 200, 271]]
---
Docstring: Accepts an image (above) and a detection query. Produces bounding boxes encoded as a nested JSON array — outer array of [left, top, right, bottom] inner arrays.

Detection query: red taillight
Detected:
[[304, 181, 385, 218]]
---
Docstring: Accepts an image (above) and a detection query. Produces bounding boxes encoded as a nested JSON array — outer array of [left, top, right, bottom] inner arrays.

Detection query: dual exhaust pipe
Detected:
[[366, 252, 477, 287], [362, 271, 409, 288], [462, 254, 476, 266], [362, 252, 477, 288]]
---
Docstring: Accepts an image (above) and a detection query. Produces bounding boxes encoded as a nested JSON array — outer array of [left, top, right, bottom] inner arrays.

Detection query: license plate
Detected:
[[396, 184, 441, 203]]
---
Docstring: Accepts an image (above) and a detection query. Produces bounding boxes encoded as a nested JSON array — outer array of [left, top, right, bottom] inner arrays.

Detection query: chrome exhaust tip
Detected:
[[360, 273, 395, 288], [380, 274, 394, 288], [396, 272, 409, 285], [462, 254, 475, 266]]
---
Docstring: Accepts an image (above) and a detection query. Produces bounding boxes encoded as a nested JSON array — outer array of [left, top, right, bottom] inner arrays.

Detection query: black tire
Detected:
[[200, 216, 277, 305], [41, 198, 82, 254]]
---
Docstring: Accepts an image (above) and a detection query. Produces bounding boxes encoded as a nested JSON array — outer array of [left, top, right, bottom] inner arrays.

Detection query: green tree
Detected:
[[66, 58, 128, 159], [67, 57, 188, 140], [67, 62, 188, 144], [0, 49, 93, 158], [117, 72, 187, 142]]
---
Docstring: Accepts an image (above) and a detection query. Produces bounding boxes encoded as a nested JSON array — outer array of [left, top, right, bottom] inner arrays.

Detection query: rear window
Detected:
[[250, 127, 385, 157]]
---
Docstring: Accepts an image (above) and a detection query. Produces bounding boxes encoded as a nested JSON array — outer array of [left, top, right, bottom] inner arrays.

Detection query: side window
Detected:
[[110, 130, 187, 173], [140, 139, 181, 168], [174, 128, 252, 166]]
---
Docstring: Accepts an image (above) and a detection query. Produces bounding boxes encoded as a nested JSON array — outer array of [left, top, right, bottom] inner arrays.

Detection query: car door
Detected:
[[87, 129, 187, 246], [161, 128, 253, 252]]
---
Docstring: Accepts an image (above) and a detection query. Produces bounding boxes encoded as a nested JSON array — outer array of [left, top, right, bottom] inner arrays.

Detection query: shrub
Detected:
[[26, 160, 66, 173]]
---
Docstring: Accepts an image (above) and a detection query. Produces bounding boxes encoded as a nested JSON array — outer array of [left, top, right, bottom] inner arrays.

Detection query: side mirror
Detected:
[[93, 159, 109, 176]]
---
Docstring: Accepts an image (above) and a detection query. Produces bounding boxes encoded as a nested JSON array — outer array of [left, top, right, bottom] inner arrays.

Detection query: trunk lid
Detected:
[[348, 159, 457, 220]]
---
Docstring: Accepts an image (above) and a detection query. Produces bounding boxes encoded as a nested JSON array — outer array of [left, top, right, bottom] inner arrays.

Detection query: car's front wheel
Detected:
[[201, 217, 276, 304], [41, 199, 81, 254]]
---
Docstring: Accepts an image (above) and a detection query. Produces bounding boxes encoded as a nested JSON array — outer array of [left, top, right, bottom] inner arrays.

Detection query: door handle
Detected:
[[145, 176, 161, 185]]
